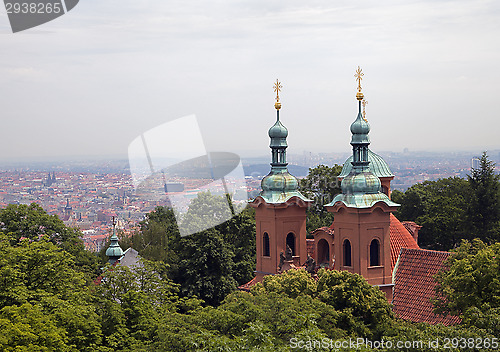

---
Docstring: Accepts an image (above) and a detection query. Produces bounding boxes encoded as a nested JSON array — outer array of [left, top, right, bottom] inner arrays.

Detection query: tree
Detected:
[[434, 239, 500, 317], [180, 191, 232, 235], [214, 206, 256, 285], [393, 177, 469, 250], [298, 165, 342, 233], [252, 268, 393, 339], [115, 195, 256, 299], [0, 234, 102, 351], [0, 203, 79, 244], [173, 229, 238, 306], [116, 206, 180, 264], [94, 259, 193, 351], [0, 203, 99, 279], [0, 303, 71, 352], [466, 152, 500, 243]]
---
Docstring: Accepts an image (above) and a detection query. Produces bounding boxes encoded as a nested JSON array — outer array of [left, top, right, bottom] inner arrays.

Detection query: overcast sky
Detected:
[[1, 0, 499, 161]]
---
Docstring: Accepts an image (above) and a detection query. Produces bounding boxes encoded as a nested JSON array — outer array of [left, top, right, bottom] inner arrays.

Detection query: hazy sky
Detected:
[[1, 0, 499, 161]]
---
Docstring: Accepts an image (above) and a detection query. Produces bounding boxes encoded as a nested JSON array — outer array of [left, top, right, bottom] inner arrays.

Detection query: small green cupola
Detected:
[[326, 67, 398, 209], [106, 217, 123, 265], [256, 80, 311, 204]]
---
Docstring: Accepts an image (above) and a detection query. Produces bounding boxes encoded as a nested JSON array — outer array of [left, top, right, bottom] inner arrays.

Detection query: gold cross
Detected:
[[273, 79, 282, 102], [362, 99, 368, 121], [354, 66, 364, 93]]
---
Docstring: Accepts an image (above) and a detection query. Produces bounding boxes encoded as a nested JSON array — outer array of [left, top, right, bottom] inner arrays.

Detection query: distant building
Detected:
[[471, 157, 481, 170]]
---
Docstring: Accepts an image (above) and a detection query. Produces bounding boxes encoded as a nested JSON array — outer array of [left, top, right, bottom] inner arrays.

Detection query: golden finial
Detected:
[[354, 66, 364, 101], [273, 79, 282, 110], [362, 99, 368, 121]]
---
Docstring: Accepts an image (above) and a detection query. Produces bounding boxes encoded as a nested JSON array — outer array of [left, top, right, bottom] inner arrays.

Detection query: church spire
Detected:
[[350, 66, 371, 173], [106, 217, 123, 265], [268, 79, 288, 169], [254, 80, 310, 204], [325, 67, 398, 209]]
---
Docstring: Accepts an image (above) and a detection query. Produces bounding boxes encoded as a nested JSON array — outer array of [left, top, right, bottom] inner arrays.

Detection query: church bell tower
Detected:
[[325, 68, 399, 300], [250, 80, 312, 282]]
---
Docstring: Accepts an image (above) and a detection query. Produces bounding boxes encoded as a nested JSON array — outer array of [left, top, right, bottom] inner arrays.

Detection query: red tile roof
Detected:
[[390, 214, 419, 270], [392, 248, 461, 326], [238, 277, 258, 292]]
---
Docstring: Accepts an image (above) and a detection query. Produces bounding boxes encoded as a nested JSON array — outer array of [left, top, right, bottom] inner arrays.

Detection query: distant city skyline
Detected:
[[1, 0, 500, 160]]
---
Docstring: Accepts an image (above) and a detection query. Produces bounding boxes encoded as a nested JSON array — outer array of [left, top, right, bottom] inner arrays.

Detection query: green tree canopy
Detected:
[[114, 193, 256, 306], [0, 203, 99, 279], [466, 152, 500, 242], [0, 234, 102, 351], [116, 206, 180, 263], [392, 177, 469, 250], [0, 303, 71, 352], [298, 164, 342, 233], [434, 239, 500, 315], [252, 268, 393, 339], [393, 152, 500, 250], [434, 239, 500, 336]]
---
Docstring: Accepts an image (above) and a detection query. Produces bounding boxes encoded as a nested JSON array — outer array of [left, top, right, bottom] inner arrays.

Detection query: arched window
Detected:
[[343, 239, 352, 267], [370, 239, 380, 266], [286, 232, 295, 256], [263, 232, 270, 257], [317, 239, 330, 266]]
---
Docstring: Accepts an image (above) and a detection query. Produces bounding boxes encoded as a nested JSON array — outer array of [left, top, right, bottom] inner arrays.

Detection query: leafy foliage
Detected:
[[466, 152, 500, 243], [113, 193, 256, 306], [117, 206, 180, 263], [434, 239, 500, 317], [0, 234, 102, 352], [0, 303, 71, 352], [298, 164, 342, 233], [253, 268, 393, 339], [0, 203, 99, 279], [394, 152, 500, 250], [171, 229, 238, 306], [392, 177, 469, 250], [1, 186, 499, 351]]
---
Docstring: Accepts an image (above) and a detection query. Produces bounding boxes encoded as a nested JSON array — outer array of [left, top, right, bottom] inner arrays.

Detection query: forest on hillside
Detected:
[[0, 153, 500, 351]]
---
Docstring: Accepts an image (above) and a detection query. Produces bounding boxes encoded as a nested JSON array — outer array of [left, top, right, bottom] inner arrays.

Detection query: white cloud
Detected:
[[0, 0, 499, 159]]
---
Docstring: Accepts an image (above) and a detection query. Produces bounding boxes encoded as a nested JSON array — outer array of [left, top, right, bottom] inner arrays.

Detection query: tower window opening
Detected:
[[263, 232, 270, 257], [343, 239, 352, 267], [317, 239, 330, 266], [370, 239, 380, 266], [286, 232, 295, 256]]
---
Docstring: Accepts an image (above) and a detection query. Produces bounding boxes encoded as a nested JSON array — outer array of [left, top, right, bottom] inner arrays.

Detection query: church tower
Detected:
[[250, 80, 312, 282], [325, 68, 399, 300]]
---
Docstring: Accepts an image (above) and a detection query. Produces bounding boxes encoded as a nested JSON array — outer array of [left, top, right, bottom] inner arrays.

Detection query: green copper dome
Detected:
[[268, 119, 288, 148], [106, 227, 123, 263], [339, 149, 394, 178], [261, 169, 298, 192], [259, 168, 309, 204], [350, 112, 370, 135], [269, 119, 288, 138], [342, 171, 381, 194]]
